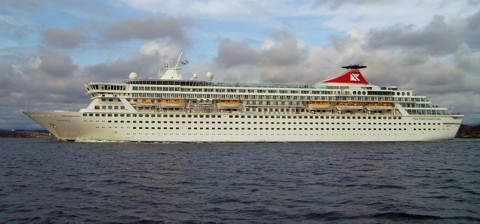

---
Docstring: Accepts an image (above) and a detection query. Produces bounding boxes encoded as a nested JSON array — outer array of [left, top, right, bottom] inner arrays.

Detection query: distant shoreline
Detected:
[[1, 124, 479, 139], [456, 124, 480, 138], [0, 130, 51, 138]]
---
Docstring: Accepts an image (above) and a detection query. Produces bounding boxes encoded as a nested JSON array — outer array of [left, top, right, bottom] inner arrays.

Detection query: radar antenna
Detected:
[[342, 64, 367, 70]]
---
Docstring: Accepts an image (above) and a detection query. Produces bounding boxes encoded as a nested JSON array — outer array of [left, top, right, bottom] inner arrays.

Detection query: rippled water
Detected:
[[0, 138, 479, 223]]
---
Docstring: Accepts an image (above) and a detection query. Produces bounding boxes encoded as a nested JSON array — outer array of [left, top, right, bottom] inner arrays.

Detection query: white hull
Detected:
[[24, 111, 463, 142]]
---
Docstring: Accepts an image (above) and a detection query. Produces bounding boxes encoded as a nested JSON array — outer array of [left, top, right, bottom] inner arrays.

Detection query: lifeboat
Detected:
[[136, 99, 154, 105], [335, 102, 363, 111], [217, 100, 242, 110], [365, 102, 393, 111], [160, 99, 185, 108], [308, 101, 332, 110]]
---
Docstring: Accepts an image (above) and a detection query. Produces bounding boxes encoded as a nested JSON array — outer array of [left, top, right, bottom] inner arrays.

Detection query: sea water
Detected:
[[0, 138, 479, 223]]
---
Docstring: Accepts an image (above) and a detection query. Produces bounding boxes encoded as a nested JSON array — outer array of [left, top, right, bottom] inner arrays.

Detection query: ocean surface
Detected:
[[0, 138, 479, 223]]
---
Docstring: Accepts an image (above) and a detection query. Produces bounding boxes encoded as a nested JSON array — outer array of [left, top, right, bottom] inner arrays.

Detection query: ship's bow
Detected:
[[23, 111, 81, 141]]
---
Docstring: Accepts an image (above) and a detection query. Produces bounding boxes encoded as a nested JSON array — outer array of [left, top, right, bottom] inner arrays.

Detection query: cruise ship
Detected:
[[24, 52, 463, 142]]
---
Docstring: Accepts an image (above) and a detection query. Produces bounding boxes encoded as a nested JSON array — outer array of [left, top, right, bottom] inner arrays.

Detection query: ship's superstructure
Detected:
[[25, 52, 463, 142]]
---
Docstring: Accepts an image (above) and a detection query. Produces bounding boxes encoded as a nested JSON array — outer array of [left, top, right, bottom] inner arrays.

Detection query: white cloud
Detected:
[[139, 40, 182, 57]]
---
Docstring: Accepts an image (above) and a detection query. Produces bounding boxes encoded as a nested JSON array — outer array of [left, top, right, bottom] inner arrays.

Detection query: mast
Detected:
[[159, 51, 187, 80], [173, 50, 184, 70]]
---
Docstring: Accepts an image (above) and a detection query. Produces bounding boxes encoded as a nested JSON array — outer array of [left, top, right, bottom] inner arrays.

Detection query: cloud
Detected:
[[118, 0, 265, 18], [0, 15, 28, 38], [0, 46, 91, 128], [37, 47, 78, 77], [0, 0, 47, 11], [199, 12, 480, 123], [87, 40, 184, 81], [261, 33, 306, 66], [100, 14, 194, 43], [0, 61, 17, 97], [209, 33, 308, 83], [215, 39, 259, 67], [313, 0, 385, 10], [464, 9, 480, 48], [138, 40, 183, 61], [366, 16, 468, 56], [42, 28, 87, 49], [88, 55, 160, 80]]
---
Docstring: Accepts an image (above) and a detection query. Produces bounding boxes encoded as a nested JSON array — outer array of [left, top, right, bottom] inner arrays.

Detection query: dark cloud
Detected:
[[0, 46, 90, 129], [211, 34, 308, 83], [17, 48, 86, 104], [261, 34, 306, 66], [42, 28, 87, 49], [37, 47, 77, 77], [215, 39, 259, 67], [0, 61, 16, 97], [88, 54, 162, 80], [101, 14, 193, 43], [366, 10, 480, 56], [215, 34, 305, 68], [464, 10, 480, 49], [211, 37, 311, 85]]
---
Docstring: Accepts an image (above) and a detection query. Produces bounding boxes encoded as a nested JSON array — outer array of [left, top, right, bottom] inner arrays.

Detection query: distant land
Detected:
[[0, 130, 51, 138], [456, 124, 480, 138], [1, 125, 479, 139]]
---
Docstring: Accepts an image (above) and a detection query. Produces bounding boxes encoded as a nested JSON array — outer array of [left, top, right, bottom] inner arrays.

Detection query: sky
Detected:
[[0, 0, 479, 129]]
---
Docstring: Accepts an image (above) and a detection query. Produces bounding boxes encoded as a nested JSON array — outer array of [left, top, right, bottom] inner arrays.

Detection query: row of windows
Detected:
[[83, 113, 404, 120], [129, 92, 426, 103], [88, 84, 126, 91], [103, 126, 438, 132], [130, 85, 416, 99], [406, 109, 447, 115], [92, 103, 447, 116], [92, 119, 441, 126], [96, 105, 126, 110], [132, 86, 333, 94]]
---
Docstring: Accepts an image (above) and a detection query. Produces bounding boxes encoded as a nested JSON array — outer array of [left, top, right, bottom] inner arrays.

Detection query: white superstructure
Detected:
[[24, 52, 463, 142]]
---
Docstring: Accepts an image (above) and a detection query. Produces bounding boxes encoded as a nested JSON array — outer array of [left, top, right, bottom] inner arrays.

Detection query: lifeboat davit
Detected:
[[160, 99, 185, 108], [336, 102, 363, 111], [308, 102, 332, 110], [217, 100, 242, 110], [364, 102, 393, 111]]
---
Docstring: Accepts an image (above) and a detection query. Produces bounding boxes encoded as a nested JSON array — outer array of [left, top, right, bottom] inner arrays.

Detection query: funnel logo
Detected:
[[350, 73, 360, 82]]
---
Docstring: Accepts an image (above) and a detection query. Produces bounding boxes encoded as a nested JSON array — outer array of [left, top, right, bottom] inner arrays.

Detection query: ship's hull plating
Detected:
[[24, 111, 463, 142]]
